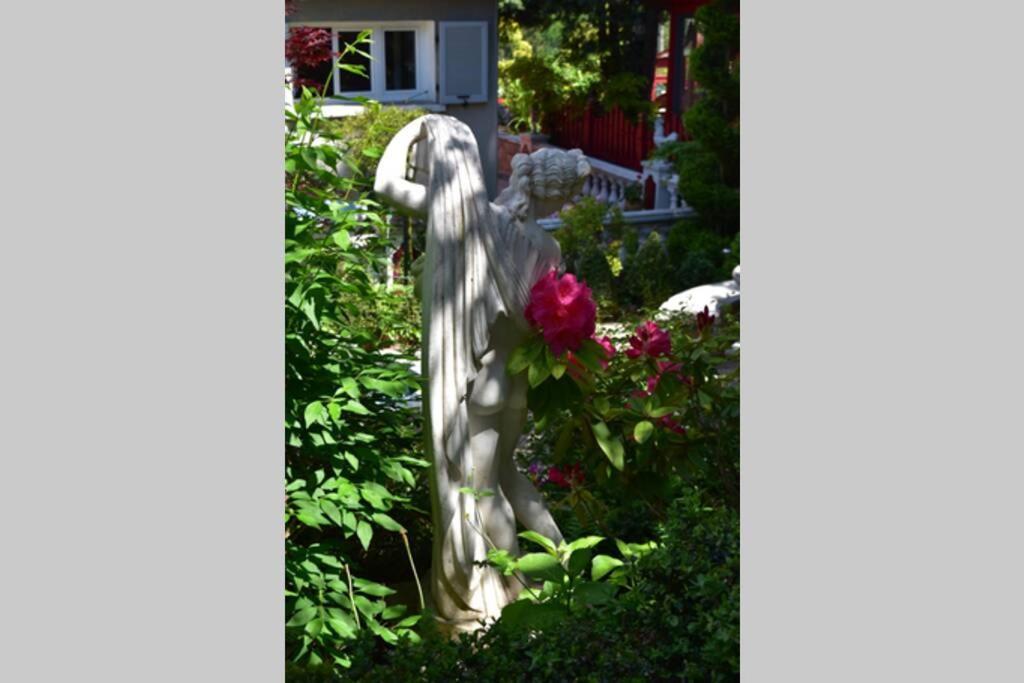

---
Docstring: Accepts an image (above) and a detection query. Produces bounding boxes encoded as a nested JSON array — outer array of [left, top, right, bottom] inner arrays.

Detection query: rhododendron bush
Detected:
[[509, 270, 739, 518]]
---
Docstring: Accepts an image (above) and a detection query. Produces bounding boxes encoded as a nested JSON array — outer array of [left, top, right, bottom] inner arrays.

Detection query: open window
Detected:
[[288, 21, 436, 105]]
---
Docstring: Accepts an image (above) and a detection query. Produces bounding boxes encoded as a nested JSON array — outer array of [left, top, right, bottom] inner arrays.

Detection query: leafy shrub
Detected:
[[674, 252, 720, 293], [326, 489, 738, 682], [323, 102, 428, 183], [509, 306, 740, 516], [647, 0, 740, 237], [618, 231, 673, 309], [285, 52, 429, 668], [576, 241, 615, 303]]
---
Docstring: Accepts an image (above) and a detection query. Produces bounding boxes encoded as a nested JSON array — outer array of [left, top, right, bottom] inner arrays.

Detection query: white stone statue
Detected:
[[374, 114, 591, 631]]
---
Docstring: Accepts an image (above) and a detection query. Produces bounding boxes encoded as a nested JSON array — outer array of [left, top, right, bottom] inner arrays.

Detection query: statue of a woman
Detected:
[[374, 115, 590, 630]]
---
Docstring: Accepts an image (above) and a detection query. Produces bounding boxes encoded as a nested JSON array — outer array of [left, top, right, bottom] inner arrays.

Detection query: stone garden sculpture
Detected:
[[374, 115, 591, 631]]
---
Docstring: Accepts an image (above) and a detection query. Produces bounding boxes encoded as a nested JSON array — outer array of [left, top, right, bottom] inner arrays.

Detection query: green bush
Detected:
[[323, 102, 428, 182], [647, 0, 739, 237], [619, 232, 673, 309], [286, 66, 429, 668], [322, 490, 738, 682], [665, 220, 733, 292], [674, 252, 719, 293]]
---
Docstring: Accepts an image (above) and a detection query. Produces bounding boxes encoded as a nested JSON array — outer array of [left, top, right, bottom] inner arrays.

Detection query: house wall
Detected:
[[289, 0, 500, 198]]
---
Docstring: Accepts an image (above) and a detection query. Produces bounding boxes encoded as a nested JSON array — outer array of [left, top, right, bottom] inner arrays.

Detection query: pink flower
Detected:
[[696, 305, 716, 334], [659, 416, 687, 436], [641, 360, 687, 397], [625, 321, 672, 359], [547, 463, 585, 489], [595, 336, 616, 369], [524, 271, 597, 357], [546, 466, 569, 488]]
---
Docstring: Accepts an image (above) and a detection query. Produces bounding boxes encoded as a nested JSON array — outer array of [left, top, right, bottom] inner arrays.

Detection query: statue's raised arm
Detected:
[[374, 118, 428, 217]]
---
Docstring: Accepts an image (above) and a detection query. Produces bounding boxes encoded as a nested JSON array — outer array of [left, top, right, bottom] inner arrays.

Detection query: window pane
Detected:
[[385, 31, 416, 91], [337, 31, 371, 92]]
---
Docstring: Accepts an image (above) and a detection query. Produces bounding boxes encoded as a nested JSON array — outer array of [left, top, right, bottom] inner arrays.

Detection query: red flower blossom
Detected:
[[548, 463, 585, 489], [595, 335, 616, 369], [640, 360, 689, 398], [659, 416, 687, 436], [524, 271, 597, 356], [625, 321, 672, 359]]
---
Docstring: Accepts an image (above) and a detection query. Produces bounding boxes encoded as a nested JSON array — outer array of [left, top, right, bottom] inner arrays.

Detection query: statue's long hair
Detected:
[[495, 148, 591, 221], [420, 114, 528, 620]]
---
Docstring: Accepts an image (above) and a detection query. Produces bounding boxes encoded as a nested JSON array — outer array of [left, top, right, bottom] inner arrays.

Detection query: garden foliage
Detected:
[[283, 23, 739, 682], [656, 0, 740, 236], [555, 200, 736, 313], [291, 488, 739, 682], [285, 39, 429, 669]]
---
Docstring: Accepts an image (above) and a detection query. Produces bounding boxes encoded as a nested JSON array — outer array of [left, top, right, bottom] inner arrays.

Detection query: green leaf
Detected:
[[356, 520, 373, 551], [364, 615, 399, 644], [518, 552, 567, 583], [304, 401, 325, 427], [342, 510, 357, 531], [342, 400, 371, 416], [567, 548, 592, 578], [591, 421, 625, 471], [320, 499, 342, 526], [591, 554, 625, 581], [487, 548, 517, 575], [518, 530, 558, 555], [458, 486, 494, 500], [286, 606, 317, 627], [333, 229, 351, 249], [371, 512, 406, 533], [327, 615, 356, 639], [528, 359, 551, 388], [305, 616, 324, 639], [551, 362, 567, 380], [352, 577, 396, 597], [360, 483, 391, 510], [343, 451, 359, 471], [340, 377, 360, 398], [572, 339, 605, 373], [627, 540, 659, 558], [647, 406, 675, 418], [507, 340, 540, 375], [382, 604, 407, 620], [634, 420, 654, 444], [396, 614, 422, 628], [566, 536, 605, 552], [573, 581, 617, 607]]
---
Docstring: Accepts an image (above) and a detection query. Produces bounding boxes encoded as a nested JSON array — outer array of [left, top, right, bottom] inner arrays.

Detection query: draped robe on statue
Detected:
[[418, 115, 559, 624]]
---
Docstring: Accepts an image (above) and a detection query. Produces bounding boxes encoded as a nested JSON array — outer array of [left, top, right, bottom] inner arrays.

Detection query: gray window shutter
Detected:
[[438, 21, 488, 104]]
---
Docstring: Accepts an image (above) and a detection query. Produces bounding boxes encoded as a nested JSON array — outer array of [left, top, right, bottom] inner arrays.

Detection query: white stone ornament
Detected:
[[374, 115, 590, 632], [659, 264, 741, 318]]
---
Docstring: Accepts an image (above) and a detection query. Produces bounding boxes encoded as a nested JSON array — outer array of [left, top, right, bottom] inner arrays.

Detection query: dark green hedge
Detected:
[[287, 491, 738, 682]]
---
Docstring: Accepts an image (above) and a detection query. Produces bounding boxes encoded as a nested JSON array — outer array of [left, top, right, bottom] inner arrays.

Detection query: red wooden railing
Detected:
[[547, 105, 688, 172]]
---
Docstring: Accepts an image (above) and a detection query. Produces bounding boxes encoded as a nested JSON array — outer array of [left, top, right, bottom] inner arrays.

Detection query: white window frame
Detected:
[[290, 21, 436, 105]]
